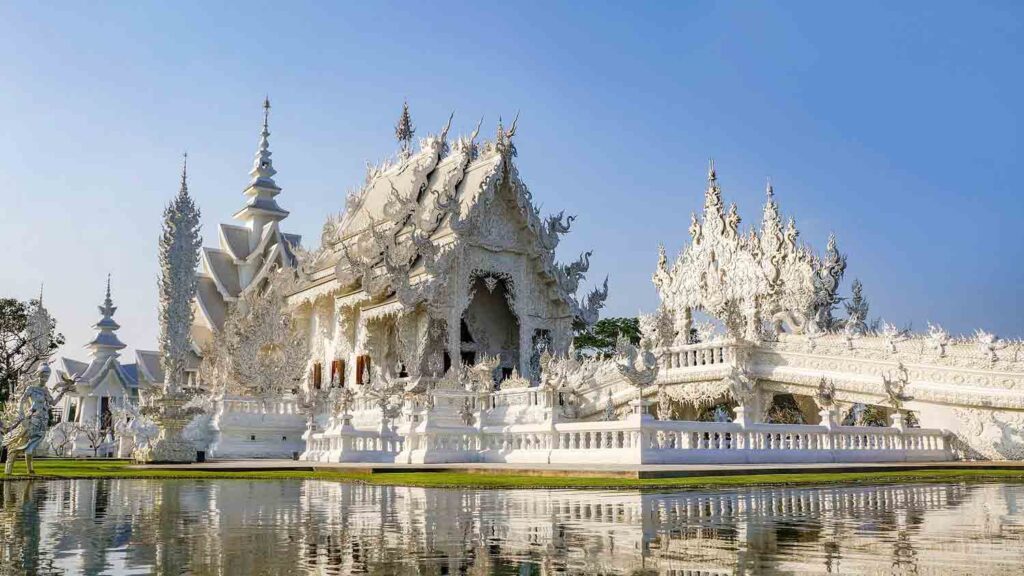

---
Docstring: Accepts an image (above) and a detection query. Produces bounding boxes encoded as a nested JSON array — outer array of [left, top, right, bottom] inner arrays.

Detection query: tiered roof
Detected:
[[194, 98, 301, 335], [58, 277, 160, 395], [294, 109, 607, 328]]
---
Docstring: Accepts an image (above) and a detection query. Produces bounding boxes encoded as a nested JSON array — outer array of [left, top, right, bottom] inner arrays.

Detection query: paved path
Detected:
[[131, 459, 1024, 479]]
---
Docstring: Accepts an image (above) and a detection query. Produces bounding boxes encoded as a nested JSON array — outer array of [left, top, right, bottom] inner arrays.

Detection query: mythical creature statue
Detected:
[[974, 330, 1005, 363], [815, 377, 837, 411], [557, 251, 592, 295], [602, 390, 616, 422], [880, 322, 909, 354], [459, 398, 476, 426], [614, 335, 659, 403], [927, 323, 950, 357], [2, 363, 75, 475], [882, 362, 913, 411], [539, 211, 574, 251], [572, 277, 609, 330]]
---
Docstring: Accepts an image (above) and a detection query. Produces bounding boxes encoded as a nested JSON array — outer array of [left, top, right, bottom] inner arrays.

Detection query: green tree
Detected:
[[0, 296, 64, 405], [573, 317, 640, 358]]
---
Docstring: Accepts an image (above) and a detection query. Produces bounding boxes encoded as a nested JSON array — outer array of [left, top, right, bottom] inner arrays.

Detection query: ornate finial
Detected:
[[506, 111, 519, 139], [97, 272, 117, 322], [395, 100, 415, 151], [469, 116, 483, 143], [495, 114, 519, 158], [766, 178, 773, 199], [440, 111, 454, 143], [38, 282, 44, 305], [707, 158, 717, 182], [249, 98, 278, 188], [179, 152, 188, 193]]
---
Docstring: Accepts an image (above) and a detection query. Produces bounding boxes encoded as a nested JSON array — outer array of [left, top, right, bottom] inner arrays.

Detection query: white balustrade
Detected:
[[660, 341, 733, 371]]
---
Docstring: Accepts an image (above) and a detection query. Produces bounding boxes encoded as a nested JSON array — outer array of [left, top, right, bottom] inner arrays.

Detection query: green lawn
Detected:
[[3, 459, 1024, 490]]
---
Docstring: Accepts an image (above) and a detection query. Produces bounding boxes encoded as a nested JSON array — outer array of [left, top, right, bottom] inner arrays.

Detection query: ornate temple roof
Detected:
[[194, 98, 301, 336], [653, 161, 846, 341], [294, 109, 607, 328], [58, 276, 159, 393]]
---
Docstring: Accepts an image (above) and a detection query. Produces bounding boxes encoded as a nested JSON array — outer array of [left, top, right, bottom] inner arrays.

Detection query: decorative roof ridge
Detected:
[[240, 243, 284, 297], [201, 246, 240, 301]]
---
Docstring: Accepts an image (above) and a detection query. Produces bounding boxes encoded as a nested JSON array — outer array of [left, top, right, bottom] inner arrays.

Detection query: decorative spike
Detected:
[[395, 100, 415, 150], [263, 95, 271, 131], [179, 152, 188, 194], [707, 158, 717, 182], [766, 178, 774, 199], [470, 116, 483, 143], [440, 111, 454, 142], [507, 111, 520, 139]]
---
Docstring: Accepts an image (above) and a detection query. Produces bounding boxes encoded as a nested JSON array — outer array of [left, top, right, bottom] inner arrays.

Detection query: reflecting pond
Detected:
[[1, 479, 1023, 575]]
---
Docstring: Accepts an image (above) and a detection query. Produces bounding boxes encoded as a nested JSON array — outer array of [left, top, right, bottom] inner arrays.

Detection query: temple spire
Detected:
[[395, 100, 415, 152], [248, 96, 278, 191], [766, 177, 773, 199], [87, 274, 126, 359]]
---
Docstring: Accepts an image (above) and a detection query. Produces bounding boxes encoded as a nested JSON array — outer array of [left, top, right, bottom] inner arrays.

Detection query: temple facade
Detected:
[[285, 110, 608, 462]]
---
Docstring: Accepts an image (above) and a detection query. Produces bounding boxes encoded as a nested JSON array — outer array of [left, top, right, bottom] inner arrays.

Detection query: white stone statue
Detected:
[[2, 363, 74, 475]]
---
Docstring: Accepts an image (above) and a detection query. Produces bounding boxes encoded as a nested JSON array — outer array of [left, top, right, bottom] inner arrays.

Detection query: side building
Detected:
[[55, 277, 162, 457]]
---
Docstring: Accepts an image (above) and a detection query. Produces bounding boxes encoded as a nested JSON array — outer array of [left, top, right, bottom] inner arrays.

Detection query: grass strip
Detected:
[[3, 459, 1024, 490]]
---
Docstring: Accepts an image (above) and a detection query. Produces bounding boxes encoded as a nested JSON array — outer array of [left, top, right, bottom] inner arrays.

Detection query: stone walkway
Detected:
[[130, 459, 1024, 479]]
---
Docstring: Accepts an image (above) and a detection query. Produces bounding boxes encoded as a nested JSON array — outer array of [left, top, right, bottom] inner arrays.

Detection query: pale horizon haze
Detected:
[[1, 2, 1021, 362]]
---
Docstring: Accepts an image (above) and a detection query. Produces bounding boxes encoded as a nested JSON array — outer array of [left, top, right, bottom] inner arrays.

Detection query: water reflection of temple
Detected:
[[1, 479, 1022, 575]]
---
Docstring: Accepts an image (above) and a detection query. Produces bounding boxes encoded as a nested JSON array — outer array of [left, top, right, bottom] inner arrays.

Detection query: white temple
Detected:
[[55, 277, 161, 457], [99, 101, 1024, 466]]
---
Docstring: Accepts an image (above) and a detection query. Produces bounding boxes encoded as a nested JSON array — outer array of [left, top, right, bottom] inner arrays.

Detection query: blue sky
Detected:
[[1, 2, 1021, 359]]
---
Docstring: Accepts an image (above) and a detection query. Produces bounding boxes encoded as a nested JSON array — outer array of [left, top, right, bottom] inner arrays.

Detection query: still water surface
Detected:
[[1, 479, 1022, 575]]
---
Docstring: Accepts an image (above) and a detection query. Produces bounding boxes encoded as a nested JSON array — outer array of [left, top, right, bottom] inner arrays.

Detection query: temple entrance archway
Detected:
[[460, 273, 520, 382]]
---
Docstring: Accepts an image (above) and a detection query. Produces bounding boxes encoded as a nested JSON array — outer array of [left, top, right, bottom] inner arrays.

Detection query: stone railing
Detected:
[[303, 428, 404, 463], [477, 416, 951, 465], [216, 394, 303, 416], [659, 341, 735, 370], [363, 412, 952, 465], [633, 419, 950, 464]]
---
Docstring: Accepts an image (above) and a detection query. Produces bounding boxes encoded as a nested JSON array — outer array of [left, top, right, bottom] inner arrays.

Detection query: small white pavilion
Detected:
[[55, 276, 161, 456]]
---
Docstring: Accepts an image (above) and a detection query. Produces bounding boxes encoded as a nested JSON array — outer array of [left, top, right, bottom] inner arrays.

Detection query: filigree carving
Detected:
[[655, 167, 845, 341]]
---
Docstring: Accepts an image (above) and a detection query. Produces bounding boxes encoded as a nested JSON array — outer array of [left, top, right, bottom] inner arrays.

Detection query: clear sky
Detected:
[[1, 2, 1021, 361]]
